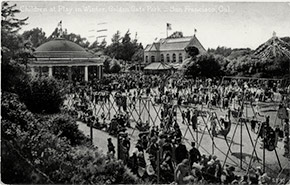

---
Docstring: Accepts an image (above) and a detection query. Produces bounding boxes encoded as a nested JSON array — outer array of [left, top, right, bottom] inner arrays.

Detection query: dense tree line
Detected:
[[186, 39, 290, 78], [104, 30, 143, 62]]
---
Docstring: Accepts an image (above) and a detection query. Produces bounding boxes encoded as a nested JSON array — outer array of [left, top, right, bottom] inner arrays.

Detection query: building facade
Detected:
[[144, 35, 206, 64], [28, 38, 104, 82]]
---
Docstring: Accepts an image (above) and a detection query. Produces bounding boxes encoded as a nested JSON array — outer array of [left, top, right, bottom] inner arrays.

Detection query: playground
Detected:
[[65, 76, 290, 180]]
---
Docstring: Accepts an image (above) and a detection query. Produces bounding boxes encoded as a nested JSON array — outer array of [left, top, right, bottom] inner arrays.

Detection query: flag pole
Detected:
[[166, 25, 168, 38]]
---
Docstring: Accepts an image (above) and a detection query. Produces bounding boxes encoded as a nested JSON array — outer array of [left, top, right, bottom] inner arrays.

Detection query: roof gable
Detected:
[[145, 35, 206, 53], [186, 35, 206, 53], [159, 36, 192, 51], [144, 44, 152, 52], [149, 43, 158, 51]]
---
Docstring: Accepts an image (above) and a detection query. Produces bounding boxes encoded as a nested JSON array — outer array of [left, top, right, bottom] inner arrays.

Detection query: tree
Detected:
[[111, 30, 121, 44], [49, 114, 89, 146], [105, 31, 122, 59], [105, 30, 143, 62], [184, 54, 222, 77], [22, 27, 47, 48], [131, 48, 144, 63], [99, 38, 107, 49], [2, 1, 28, 60], [20, 77, 65, 114], [208, 46, 233, 57], [88, 38, 107, 54], [103, 56, 111, 73], [110, 59, 121, 73], [185, 46, 200, 58], [1, 1, 31, 92], [64, 33, 90, 48], [119, 30, 136, 61], [227, 48, 252, 60]]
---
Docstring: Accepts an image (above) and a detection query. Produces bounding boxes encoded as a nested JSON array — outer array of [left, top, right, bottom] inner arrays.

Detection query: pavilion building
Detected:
[[144, 34, 206, 64], [28, 38, 103, 82]]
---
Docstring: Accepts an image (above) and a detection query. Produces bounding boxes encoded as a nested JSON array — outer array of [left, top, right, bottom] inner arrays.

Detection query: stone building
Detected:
[[144, 34, 206, 64], [28, 38, 103, 82]]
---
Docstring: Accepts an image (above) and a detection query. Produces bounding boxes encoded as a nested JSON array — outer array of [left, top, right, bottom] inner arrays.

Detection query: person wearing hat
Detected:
[[248, 168, 259, 184], [189, 142, 201, 167], [128, 150, 138, 175], [223, 166, 236, 184], [259, 173, 271, 184], [186, 108, 191, 125], [162, 136, 173, 157], [160, 151, 174, 183], [191, 109, 198, 131], [122, 133, 130, 164], [175, 139, 188, 165], [174, 159, 193, 184], [148, 137, 159, 162], [107, 138, 115, 157]]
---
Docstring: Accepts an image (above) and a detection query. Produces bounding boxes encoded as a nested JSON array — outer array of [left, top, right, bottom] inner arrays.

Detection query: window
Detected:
[[179, 53, 183, 63], [145, 56, 148, 63], [172, 53, 176, 63], [151, 55, 155, 62], [166, 54, 170, 62], [161, 54, 164, 62]]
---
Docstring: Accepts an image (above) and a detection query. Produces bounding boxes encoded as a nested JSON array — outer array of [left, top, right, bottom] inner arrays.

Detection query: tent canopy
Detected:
[[144, 62, 173, 71]]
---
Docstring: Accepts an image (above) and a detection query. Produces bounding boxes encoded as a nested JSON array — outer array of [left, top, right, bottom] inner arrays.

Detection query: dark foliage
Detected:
[[184, 54, 223, 78], [48, 114, 90, 146], [19, 77, 65, 114], [1, 92, 140, 184]]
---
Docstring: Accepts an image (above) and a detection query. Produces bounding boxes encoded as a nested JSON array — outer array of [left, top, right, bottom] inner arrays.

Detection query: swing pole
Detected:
[[246, 122, 263, 174], [157, 149, 160, 184], [263, 122, 266, 174], [243, 119, 260, 163], [148, 98, 150, 125], [222, 116, 241, 169], [108, 93, 111, 120], [274, 147, 282, 171], [196, 118, 198, 146], [240, 119, 243, 169]]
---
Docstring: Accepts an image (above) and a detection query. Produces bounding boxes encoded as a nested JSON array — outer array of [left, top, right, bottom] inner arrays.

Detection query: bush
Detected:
[[48, 114, 89, 146], [184, 54, 222, 78], [1, 60, 30, 93], [20, 77, 64, 114]]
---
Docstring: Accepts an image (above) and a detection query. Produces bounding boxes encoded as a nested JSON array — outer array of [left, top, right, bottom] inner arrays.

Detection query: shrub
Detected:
[[20, 77, 64, 114], [184, 54, 222, 78], [48, 114, 89, 146]]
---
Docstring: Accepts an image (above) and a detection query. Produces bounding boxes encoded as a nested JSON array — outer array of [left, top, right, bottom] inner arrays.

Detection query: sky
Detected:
[[14, 1, 290, 50]]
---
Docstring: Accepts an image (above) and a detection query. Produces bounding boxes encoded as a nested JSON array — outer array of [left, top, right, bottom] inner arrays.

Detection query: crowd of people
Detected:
[[64, 73, 290, 184]]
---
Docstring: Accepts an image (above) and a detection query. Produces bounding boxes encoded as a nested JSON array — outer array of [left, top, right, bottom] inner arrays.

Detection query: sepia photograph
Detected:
[[1, 1, 290, 184]]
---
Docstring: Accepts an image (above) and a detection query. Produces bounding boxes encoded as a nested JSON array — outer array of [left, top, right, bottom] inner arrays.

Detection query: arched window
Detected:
[[166, 54, 170, 62], [145, 56, 148, 63], [172, 53, 176, 63], [151, 55, 155, 62], [161, 54, 164, 62], [179, 53, 183, 63]]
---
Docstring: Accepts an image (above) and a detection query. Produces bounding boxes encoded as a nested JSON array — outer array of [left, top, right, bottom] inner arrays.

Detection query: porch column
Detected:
[[68, 66, 72, 81], [48, 66, 53, 77], [84, 66, 88, 82], [98, 65, 102, 79]]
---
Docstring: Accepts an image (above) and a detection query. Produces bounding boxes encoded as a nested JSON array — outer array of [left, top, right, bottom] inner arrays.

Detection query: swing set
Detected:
[[66, 75, 288, 177]]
